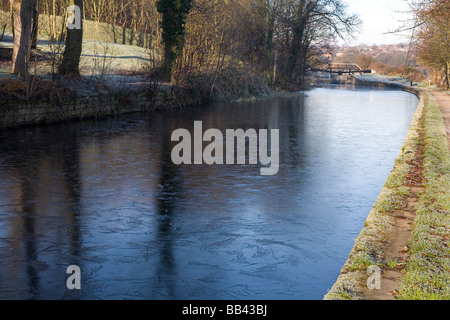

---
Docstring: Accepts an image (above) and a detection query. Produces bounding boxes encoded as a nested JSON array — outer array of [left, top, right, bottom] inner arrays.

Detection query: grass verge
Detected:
[[396, 93, 450, 300]]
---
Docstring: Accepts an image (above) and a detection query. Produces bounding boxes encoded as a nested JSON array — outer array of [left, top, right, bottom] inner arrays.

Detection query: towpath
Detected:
[[424, 88, 450, 151]]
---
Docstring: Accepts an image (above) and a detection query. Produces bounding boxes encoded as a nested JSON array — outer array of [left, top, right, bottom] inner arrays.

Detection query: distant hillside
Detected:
[[332, 44, 409, 68], [372, 51, 408, 68]]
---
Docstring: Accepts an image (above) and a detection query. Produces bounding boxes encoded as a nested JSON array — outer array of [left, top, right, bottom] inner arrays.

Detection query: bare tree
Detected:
[[58, 0, 83, 76], [413, 0, 450, 89], [10, 0, 36, 78], [84, 0, 110, 22], [30, 1, 37, 49]]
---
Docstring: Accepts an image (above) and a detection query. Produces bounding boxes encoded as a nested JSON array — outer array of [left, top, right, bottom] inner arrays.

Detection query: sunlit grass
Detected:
[[349, 253, 379, 271], [386, 258, 399, 269], [397, 94, 450, 300]]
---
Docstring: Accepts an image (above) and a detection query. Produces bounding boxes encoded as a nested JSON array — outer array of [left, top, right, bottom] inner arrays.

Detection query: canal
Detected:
[[0, 86, 419, 299]]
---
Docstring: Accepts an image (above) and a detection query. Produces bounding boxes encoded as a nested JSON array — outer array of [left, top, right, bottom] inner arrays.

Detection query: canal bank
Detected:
[[0, 75, 278, 130], [0, 72, 414, 130], [0, 81, 205, 129], [324, 79, 450, 300]]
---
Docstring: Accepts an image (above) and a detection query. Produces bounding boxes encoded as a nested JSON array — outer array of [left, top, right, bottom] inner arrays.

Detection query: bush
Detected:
[[0, 77, 77, 102]]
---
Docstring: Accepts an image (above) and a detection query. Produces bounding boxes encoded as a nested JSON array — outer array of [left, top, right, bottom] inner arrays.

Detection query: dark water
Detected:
[[0, 87, 418, 300]]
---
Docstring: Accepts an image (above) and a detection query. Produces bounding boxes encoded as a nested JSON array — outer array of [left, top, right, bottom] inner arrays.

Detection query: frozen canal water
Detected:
[[0, 87, 419, 300]]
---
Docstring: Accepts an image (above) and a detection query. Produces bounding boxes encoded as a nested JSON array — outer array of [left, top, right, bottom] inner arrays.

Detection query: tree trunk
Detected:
[[31, 1, 37, 50], [444, 61, 450, 90], [10, 1, 14, 39], [162, 41, 178, 81], [59, 0, 83, 76], [10, 0, 35, 78], [272, 48, 277, 86], [52, 0, 56, 41], [265, 9, 274, 83], [157, 0, 192, 81]]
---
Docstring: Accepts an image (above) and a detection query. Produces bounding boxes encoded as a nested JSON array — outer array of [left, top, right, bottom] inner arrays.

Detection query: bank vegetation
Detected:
[[0, 0, 360, 102]]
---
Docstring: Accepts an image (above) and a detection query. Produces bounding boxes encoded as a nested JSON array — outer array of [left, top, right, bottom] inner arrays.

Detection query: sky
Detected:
[[342, 0, 413, 45]]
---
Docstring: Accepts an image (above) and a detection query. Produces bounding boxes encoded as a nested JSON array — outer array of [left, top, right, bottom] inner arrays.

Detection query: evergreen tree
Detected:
[[156, 0, 192, 81]]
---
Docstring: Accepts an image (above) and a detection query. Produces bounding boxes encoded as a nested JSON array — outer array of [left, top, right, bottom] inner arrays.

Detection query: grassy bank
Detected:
[[397, 94, 450, 300], [324, 89, 450, 300]]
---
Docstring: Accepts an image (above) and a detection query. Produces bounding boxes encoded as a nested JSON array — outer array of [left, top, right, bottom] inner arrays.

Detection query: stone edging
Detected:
[[0, 85, 200, 129]]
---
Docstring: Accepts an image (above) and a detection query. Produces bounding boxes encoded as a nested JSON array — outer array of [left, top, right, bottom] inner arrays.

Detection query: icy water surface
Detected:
[[0, 87, 419, 299]]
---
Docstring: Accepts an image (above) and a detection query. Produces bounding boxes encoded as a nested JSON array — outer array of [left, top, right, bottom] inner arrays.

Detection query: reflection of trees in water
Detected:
[[153, 116, 183, 299], [283, 97, 306, 168], [61, 133, 82, 260], [1, 124, 84, 299], [19, 164, 40, 298], [0, 97, 308, 298]]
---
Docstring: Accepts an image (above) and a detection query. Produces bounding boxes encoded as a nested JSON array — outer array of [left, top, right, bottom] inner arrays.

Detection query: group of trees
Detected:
[[4, 0, 360, 92], [7, 0, 83, 78], [162, 0, 360, 91], [0, 0, 162, 41], [4, 0, 162, 78], [411, 0, 449, 89]]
